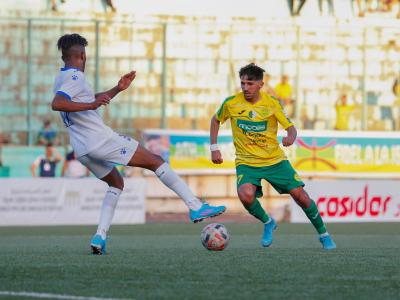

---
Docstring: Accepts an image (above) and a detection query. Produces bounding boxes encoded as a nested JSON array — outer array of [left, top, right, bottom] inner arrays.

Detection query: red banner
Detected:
[[291, 180, 400, 222]]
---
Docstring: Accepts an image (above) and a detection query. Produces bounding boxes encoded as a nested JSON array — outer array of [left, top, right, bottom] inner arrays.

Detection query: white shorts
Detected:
[[78, 132, 139, 178]]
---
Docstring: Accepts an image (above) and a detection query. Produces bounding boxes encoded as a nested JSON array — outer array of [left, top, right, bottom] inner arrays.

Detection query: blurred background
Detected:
[[0, 0, 399, 224]]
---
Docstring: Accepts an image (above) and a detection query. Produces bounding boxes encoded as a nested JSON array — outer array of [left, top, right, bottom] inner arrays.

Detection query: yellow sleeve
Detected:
[[272, 97, 294, 129], [215, 96, 233, 124]]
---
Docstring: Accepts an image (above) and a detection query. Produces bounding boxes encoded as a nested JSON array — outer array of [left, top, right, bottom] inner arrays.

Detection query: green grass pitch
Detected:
[[0, 223, 399, 299]]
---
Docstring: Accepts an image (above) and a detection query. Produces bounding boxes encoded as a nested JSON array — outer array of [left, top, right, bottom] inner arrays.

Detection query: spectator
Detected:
[[318, 0, 334, 16], [288, 0, 307, 16], [37, 119, 58, 145], [61, 150, 90, 178], [393, 77, 400, 129], [103, 0, 116, 12], [262, 73, 277, 97], [334, 94, 355, 130], [354, 0, 377, 17], [275, 74, 295, 117], [50, 0, 66, 11], [31, 143, 62, 177]]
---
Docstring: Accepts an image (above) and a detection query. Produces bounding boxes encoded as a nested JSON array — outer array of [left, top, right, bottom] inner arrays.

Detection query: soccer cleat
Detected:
[[261, 218, 277, 247], [90, 234, 106, 255], [319, 234, 336, 250], [189, 203, 226, 223]]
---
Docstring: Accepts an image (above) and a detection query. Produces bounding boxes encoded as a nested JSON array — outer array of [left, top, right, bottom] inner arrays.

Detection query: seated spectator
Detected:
[[37, 120, 58, 145], [62, 150, 90, 178], [334, 94, 355, 130], [31, 143, 62, 177]]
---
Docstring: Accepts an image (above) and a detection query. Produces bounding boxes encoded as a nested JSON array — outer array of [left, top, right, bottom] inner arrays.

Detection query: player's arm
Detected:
[[273, 99, 296, 147], [95, 71, 136, 101], [51, 94, 108, 112], [210, 114, 223, 164], [282, 125, 297, 147]]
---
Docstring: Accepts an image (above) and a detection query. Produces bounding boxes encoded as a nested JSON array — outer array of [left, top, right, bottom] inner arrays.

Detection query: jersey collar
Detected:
[[60, 67, 80, 71]]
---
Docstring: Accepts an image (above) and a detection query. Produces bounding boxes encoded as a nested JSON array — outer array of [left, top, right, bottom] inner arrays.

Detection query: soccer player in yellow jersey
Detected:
[[210, 63, 336, 250]]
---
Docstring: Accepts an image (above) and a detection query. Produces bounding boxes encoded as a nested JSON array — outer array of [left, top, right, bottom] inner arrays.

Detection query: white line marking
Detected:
[[0, 291, 131, 300]]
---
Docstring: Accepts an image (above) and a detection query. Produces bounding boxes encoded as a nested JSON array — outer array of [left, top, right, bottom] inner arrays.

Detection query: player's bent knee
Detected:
[[238, 189, 255, 206]]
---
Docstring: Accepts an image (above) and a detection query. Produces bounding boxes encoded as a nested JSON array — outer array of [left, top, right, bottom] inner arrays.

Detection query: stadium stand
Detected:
[[0, 0, 399, 146]]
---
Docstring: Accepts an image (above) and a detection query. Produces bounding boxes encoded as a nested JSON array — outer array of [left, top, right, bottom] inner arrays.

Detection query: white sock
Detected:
[[155, 162, 202, 210], [319, 232, 329, 238], [96, 186, 122, 239]]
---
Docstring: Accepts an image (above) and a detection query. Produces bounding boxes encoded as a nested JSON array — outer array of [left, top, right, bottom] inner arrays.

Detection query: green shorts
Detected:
[[236, 160, 304, 197]]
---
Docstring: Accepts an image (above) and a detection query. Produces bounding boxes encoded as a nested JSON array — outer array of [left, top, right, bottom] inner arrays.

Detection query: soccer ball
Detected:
[[200, 223, 230, 251]]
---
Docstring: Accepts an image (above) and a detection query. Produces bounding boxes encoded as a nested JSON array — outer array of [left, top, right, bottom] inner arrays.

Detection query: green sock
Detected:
[[302, 200, 327, 234], [246, 199, 270, 223]]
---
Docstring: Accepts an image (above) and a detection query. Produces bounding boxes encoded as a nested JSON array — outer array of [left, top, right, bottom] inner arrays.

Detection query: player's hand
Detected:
[[118, 71, 136, 91], [211, 150, 223, 164], [92, 94, 111, 109], [282, 136, 295, 147]]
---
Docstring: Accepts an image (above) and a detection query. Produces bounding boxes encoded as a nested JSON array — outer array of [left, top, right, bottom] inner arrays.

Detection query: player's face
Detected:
[[240, 75, 263, 101]]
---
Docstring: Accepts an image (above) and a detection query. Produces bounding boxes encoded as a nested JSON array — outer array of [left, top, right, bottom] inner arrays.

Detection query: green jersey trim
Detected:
[[217, 95, 235, 118]]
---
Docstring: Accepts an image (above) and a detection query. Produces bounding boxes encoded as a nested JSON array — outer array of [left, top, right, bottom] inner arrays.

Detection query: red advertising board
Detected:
[[291, 180, 400, 222]]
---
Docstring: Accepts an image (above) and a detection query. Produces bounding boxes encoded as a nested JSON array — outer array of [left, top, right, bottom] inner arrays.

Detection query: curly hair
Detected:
[[57, 33, 88, 58], [239, 63, 265, 81]]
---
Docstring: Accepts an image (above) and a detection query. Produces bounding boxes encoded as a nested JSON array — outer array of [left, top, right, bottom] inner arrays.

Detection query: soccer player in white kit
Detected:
[[51, 34, 226, 255]]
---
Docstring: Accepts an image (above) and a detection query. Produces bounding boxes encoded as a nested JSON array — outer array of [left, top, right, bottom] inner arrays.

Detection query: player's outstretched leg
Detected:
[[154, 162, 226, 223], [128, 145, 226, 223], [303, 200, 336, 250], [247, 199, 277, 247], [238, 183, 276, 247], [291, 187, 336, 250], [89, 167, 124, 255]]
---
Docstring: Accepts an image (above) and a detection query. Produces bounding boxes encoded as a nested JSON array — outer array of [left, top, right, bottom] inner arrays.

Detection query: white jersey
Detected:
[[53, 67, 114, 157]]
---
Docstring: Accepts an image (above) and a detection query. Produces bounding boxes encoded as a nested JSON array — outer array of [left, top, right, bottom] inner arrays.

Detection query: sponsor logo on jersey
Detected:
[[72, 74, 78, 81], [248, 110, 257, 118], [120, 147, 127, 155], [237, 119, 267, 132]]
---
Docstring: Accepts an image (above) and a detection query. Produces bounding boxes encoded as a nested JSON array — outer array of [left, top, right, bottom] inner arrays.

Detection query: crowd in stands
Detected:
[[47, 0, 400, 18], [288, 0, 400, 18], [50, 0, 116, 12]]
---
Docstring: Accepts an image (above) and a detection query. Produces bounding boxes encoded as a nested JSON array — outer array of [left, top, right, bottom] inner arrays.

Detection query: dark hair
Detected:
[[239, 63, 265, 81], [57, 33, 88, 58]]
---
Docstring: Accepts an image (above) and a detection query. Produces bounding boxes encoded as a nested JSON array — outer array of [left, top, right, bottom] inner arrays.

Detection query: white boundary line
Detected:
[[0, 291, 131, 300]]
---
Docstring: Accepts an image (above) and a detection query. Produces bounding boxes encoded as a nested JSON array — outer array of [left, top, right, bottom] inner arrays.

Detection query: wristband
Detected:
[[210, 144, 219, 151]]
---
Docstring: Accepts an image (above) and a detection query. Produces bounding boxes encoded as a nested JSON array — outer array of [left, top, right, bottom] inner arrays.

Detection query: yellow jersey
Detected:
[[275, 83, 292, 100], [335, 104, 354, 130], [216, 92, 294, 167]]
